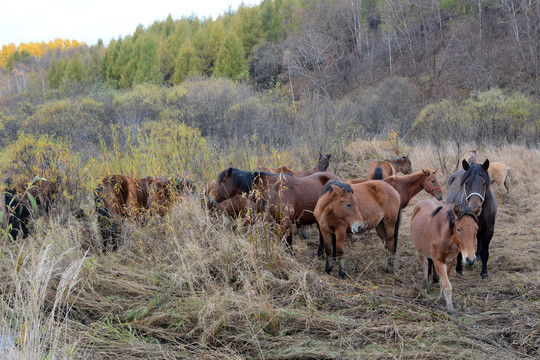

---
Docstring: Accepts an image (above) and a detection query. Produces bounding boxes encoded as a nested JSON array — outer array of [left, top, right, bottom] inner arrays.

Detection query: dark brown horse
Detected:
[[294, 153, 331, 178], [352, 169, 443, 208], [411, 199, 480, 317], [318, 180, 402, 274], [446, 160, 497, 279], [4, 174, 59, 241], [204, 180, 249, 218], [314, 180, 365, 279], [367, 155, 412, 180], [214, 167, 339, 247]]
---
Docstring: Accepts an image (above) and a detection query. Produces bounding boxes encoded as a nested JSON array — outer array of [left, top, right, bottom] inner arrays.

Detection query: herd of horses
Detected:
[[3, 151, 507, 318]]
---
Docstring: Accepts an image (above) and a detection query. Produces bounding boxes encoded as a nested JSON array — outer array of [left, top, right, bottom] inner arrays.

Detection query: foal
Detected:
[[410, 199, 480, 317]]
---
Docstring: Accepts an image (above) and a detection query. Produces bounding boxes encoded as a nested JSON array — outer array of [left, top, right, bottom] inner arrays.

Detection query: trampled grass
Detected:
[[0, 142, 538, 359]]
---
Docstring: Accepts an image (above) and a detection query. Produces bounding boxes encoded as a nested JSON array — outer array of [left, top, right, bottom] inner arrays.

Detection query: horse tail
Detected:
[[373, 165, 383, 180], [504, 167, 510, 193], [393, 206, 402, 254]]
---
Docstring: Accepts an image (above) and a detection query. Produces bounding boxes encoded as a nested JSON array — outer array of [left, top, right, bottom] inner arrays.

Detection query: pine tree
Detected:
[[172, 40, 202, 84]]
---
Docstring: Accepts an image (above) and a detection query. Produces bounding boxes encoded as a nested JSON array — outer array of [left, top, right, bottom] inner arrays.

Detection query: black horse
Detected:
[[4, 178, 31, 241], [446, 159, 497, 279]]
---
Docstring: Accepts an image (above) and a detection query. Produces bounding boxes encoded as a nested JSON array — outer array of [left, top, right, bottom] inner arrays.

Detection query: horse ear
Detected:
[[226, 167, 233, 176], [473, 205, 482, 216], [453, 204, 461, 218], [319, 151, 322, 157], [482, 159, 490, 172], [462, 159, 470, 171], [327, 154, 331, 159], [434, 168, 438, 174], [422, 169, 429, 175], [331, 184, 344, 196]]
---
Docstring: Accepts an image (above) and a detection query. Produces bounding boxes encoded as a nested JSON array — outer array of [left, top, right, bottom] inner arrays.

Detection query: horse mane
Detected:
[[320, 180, 353, 196], [218, 167, 276, 193], [432, 204, 478, 228]]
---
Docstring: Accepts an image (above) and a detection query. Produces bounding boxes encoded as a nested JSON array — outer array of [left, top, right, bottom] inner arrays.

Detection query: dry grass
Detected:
[[0, 142, 539, 359]]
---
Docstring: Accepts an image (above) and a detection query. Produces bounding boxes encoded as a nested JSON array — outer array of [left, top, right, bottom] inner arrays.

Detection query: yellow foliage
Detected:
[[0, 38, 86, 69]]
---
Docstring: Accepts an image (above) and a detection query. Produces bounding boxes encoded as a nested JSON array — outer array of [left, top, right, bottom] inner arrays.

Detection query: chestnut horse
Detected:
[[447, 160, 497, 279], [4, 175, 59, 241], [367, 155, 412, 180], [318, 180, 402, 274], [314, 180, 365, 279], [294, 153, 332, 178], [352, 169, 443, 208], [411, 199, 480, 317], [214, 167, 339, 247]]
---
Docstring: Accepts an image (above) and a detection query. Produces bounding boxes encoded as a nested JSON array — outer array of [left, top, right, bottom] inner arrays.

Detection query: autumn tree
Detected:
[[214, 33, 247, 81]]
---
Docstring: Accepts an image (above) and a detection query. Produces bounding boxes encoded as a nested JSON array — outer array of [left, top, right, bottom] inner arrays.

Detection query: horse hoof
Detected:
[[481, 273, 489, 280], [456, 271, 463, 277], [338, 270, 345, 279]]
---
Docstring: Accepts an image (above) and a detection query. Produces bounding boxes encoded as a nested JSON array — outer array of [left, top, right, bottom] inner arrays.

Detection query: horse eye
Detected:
[[346, 203, 351, 208], [457, 228, 461, 233]]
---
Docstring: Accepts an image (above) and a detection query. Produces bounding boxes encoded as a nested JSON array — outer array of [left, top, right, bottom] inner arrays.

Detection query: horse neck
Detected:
[[393, 173, 425, 207]]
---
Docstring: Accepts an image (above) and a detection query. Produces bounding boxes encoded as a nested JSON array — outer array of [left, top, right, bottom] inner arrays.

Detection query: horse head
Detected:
[[422, 169, 443, 201], [461, 159, 490, 212], [317, 180, 364, 234], [317, 153, 331, 172], [450, 204, 481, 267]]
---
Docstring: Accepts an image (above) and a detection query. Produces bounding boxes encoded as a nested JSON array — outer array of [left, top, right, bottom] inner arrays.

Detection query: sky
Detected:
[[0, 0, 260, 47]]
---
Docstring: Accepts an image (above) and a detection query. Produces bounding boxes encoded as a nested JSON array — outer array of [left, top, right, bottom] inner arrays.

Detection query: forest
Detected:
[[0, 0, 539, 359]]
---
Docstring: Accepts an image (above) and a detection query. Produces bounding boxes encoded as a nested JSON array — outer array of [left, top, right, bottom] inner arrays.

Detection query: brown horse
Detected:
[[411, 199, 480, 317], [95, 175, 195, 250], [314, 180, 365, 279], [367, 155, 412, 180], [4, 174, 59, 240], [204, 180, 249, 217], [295, 153, 331, 178], [214, 167, 339, 247], [318, 180, 402, 274], [352, 169, 443, 208], [146, 177, 196, 216]]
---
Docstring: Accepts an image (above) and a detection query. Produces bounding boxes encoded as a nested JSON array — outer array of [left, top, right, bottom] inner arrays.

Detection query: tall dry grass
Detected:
[[0, 140, 538, 359]]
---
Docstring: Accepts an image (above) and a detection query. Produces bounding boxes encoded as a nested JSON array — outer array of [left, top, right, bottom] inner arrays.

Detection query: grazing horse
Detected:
[[205, 180, 249, 218], [411, 199, 480, 317], [318, 180, 402, 274], [314, 180, 365, 279], [3, 175, 59, 241], [95, 175, 195, 251], [367, 155, 412, 180], [146, 177, 196, 216], [446, 160, 497, 279], [214, 167, 339, 247], [294, 153, 332, 178], [352, 169, 443, 208]]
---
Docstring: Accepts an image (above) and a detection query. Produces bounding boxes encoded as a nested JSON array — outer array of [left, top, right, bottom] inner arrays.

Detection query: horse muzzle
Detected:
[[463, 256, 476, 267], [351, 222, 364, 234], [436, 193, 443, 201]]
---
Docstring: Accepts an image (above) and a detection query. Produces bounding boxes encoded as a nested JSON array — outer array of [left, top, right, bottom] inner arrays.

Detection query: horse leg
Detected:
[[429, 258, 440, 283], [335, 228, 347, 279], [322, 231, 334, 275], [419, 254, 429, 292], [376, 219, 398, 274], [477, 229, 493, 279], [455, 252, 463, 275], [434, 259, 455, 318], [316, 224, 325, 257]]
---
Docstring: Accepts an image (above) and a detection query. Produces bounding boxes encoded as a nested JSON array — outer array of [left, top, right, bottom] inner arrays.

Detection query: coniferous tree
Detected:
[[214, 33, 247, 81], [172, 40, 202, 84], [134, 36, 163, 84]]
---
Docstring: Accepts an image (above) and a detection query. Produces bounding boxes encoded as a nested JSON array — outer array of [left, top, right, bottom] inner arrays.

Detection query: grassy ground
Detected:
[[0, 143, 538, 359]]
